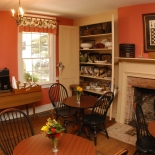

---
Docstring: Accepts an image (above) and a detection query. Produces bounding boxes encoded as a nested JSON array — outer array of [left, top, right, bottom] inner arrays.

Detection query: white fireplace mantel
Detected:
[[115, 57, 155, 123]]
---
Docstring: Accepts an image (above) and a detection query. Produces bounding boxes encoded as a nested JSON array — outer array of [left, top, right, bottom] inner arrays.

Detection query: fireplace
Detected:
[[125, 76, 155, 125], [116, 58, 155, 123]]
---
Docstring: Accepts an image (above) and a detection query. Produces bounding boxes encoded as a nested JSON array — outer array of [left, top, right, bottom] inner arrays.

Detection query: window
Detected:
[[18, 32, 56, 87]]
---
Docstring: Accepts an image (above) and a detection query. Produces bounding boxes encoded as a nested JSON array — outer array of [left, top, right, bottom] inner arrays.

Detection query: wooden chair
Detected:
[[0, 108, 34, 155], [115, 149, 128, 155], [48, 83, 78, 132], [78, 91, 114, 145], [134, 103, 155, 155]]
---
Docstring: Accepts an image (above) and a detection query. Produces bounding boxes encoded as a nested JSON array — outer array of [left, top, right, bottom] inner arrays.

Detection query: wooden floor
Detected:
[[0, 110, 137, 155]]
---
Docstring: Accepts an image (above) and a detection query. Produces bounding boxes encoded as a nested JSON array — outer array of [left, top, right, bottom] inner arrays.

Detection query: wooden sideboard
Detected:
[[0, 91, 42, 121]]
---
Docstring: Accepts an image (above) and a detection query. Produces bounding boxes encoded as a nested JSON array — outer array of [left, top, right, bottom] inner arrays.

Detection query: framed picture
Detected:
[[143, 13, 155, 52]]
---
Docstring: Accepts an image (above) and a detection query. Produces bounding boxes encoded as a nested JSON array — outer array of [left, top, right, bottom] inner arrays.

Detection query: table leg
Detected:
[[71, 109, 89, 135]]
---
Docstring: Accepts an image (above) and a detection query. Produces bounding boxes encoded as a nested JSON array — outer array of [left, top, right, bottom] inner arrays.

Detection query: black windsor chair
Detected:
[[48, 83, 78, 132], [134, 103, 155, 155], [0, 108, 34, 155], [78, 91, 114, 145]]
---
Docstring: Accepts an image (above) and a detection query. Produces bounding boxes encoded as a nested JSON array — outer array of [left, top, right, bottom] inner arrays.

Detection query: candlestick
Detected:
[[141, 44, 142, 56], [139, 44, 143, 58]]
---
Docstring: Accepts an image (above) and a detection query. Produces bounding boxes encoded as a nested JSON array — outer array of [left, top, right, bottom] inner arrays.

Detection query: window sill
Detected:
[[40, 81, 57, 89]]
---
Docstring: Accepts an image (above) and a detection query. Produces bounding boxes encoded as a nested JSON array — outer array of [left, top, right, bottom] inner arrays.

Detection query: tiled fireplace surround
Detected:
[[115, 58, 155, 124]]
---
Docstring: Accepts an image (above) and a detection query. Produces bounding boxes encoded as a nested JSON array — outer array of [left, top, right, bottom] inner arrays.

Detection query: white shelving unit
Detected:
[[79, 16, 115, 120]]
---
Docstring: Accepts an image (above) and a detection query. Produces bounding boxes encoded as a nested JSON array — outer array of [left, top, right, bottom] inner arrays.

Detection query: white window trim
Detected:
[[18, 29, 56, 88]]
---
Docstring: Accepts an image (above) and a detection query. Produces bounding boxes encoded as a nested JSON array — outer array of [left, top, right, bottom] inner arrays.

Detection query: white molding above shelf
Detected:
[[80, 33, 112, 38], [80, 75, 111, 81], [80, 48, 111, 51], [80, 62, 112, 66]]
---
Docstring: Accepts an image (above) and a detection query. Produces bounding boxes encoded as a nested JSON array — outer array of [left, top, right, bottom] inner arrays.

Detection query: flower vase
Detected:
[[52, 138, 59, 153], [76, 94, 81, 104]]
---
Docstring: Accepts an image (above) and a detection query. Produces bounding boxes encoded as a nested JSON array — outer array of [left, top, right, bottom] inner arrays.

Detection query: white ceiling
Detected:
[[0, 0, 155, 19]]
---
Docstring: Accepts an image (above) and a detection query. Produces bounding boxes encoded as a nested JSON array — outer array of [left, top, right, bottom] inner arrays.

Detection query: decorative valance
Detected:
[[19, 16, 57, 34]]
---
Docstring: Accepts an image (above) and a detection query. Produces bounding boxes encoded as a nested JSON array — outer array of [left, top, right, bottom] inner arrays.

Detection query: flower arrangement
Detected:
[[74, 86, 83, 96], [41, 118, 65, 141]]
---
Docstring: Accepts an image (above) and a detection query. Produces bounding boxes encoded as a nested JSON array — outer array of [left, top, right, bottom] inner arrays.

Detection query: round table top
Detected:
[[148, 120, 155, 137], [13, 133, 96, 155], [63, 96, 98, 109]]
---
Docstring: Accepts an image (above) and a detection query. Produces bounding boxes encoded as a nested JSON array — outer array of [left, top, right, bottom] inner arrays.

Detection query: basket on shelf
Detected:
[[82, 29, 93, 36]]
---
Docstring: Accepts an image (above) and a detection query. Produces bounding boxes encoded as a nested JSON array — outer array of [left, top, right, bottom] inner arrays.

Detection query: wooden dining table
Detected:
[[148, 120, 155, 137], [13, 133, 96, 155], [63, 95, 98, 134]]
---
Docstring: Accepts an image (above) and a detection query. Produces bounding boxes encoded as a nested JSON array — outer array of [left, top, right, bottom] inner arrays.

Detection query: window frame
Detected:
[[18, 31, 56, 88]]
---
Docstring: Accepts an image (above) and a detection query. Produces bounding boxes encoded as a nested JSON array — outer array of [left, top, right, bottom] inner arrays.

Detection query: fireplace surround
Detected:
[[115, 58, 155, 123]]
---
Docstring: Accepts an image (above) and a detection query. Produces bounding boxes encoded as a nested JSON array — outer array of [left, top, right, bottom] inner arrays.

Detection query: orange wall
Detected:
[[118, 2, 155, 58], [0, 11, 73, 107]]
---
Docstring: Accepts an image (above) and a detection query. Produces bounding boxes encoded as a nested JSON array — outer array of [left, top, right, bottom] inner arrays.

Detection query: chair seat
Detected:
[[136, 136, 155, 153], [82, 114, 106, 125], [57, 107, 78, 118]]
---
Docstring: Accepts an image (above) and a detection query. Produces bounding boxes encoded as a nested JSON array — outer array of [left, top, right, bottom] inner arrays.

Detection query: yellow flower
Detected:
[[74, 86, 83, 95], [41, 126, 48, 132], [77, 86, 83, 92]]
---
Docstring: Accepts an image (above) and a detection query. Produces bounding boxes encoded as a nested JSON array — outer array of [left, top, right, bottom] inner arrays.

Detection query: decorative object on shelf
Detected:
[[88, 53, 100, 62], [90, 82, 97, 90], [119, 44, 135, 58], [139, 44, 144, 58], [80, 56, 88, 62], [74, 86, 83, 104], [101, 39, 109, 45], [100, 54, 112, 63], [11, 0, 24, 25], [94, 68, 100, 76], [95, 43, 105, 48], [86, 86, 91, 90], [41, 118, 65, 153], [80, 43, 92, 49], [94, 87, 103, 92], [81, 26, 93, 36], [81, 66, 94, 75], [56, 62, 65, 75], [93, 23, 105, 34], [80, 53, 88, 62], [105, 41, 112, 49]]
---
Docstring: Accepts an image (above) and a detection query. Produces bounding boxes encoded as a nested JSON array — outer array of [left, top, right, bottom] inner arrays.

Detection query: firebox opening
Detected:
[[133, 87, 155, 123]]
